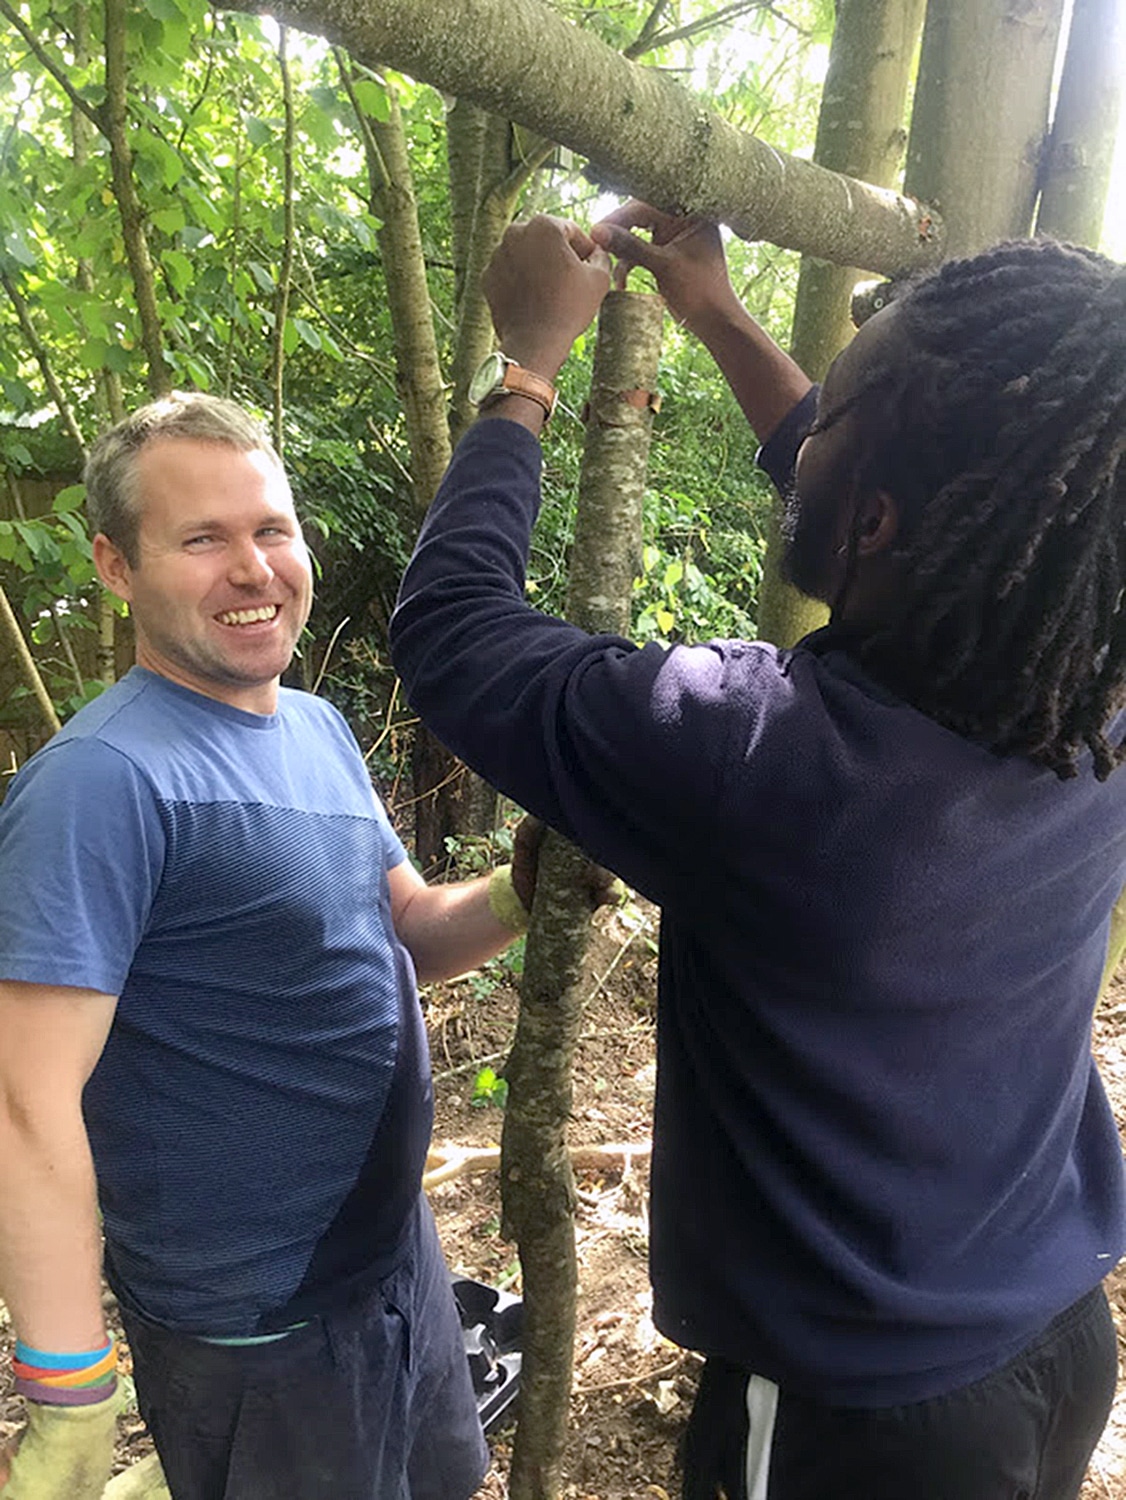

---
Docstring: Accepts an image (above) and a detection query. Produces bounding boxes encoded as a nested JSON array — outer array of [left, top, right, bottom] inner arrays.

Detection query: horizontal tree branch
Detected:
[[216, 0, 944, 276]]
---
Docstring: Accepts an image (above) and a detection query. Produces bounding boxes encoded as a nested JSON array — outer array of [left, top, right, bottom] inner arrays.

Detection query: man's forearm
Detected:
[[0, 1104, 108, 1353], [688, 300, 813, 444], [396, 874, 522, 985]]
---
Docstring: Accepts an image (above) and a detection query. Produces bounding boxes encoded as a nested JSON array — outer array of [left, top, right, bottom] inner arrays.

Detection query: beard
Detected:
[[778, 481, 838, 604]]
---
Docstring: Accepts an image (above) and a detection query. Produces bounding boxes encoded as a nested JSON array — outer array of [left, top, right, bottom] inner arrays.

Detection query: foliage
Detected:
[[470, 1065, 510, 1109], [0, 0, 837, 747]]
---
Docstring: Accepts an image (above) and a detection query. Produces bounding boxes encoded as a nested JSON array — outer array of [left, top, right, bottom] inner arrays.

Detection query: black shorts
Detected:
[[121, 1201, 489, 1500], [682, 1285, 1118, 1500]]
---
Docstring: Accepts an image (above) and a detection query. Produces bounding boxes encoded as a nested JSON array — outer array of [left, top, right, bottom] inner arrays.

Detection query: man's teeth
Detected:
[[218, 605, 279, 625]]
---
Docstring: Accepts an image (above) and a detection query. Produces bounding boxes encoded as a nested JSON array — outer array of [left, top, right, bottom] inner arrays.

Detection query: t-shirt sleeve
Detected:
[[0, 737, 166, 995], [370, 789, 409, 872]]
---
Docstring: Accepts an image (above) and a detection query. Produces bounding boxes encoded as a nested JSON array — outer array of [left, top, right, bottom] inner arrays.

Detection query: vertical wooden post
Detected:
[[502, 290, 663, 1500]]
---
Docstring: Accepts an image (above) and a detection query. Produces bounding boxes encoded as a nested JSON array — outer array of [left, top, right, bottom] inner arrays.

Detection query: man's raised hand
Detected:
[[591, 200, 738, 335], [480, 216, 611, 382]]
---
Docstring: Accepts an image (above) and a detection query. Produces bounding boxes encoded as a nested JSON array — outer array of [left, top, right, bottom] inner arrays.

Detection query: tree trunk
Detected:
[[446, 98, 488, 317], [1, 581, 61, 735], [343, 63, 452, 508], [270, 25, 297, 455], [413, 107, 551, 870], [72, 0, 121, 684], [502, 290, 662, 1500], [757, 0, 926, 650], [1036, 0, 1125, 248], [904, 0, 1066, 258], [103, 0, 171, 396], [220, 0, 944, 278]]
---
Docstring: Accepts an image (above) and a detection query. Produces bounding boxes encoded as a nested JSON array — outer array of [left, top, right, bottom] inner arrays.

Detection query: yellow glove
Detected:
[[0, 1387, 122, 1500]]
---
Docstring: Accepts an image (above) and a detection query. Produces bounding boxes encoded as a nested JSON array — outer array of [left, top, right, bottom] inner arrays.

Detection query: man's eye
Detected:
[[185, 535, 215, 547]]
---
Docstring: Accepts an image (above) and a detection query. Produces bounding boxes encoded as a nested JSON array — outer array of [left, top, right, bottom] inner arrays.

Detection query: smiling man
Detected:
[[0, 393, 540, 1500], [390, 212, 1126, 1500]]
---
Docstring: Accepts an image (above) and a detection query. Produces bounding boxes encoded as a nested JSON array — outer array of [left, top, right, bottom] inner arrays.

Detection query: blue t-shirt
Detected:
[[0, 669, 431, 1335], [390, 418, 1126, 1405]]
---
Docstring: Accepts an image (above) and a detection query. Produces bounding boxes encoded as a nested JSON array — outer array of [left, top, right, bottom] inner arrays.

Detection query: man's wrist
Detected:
[[476, 392, 550, 438], [488, 864, 531, 934]]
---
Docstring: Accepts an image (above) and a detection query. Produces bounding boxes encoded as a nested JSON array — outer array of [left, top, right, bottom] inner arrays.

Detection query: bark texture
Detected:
[[103, 0, 171, 396], [415, 106, 553, 869], [1, 581, 61, 734], [219, 0, 944, 277], [502, 291, 663, 1500], [759, 0, 925, 650], [345, 65, 452, 507], [1036, 0, 1125, 248], [905, 0, 1066, 257]]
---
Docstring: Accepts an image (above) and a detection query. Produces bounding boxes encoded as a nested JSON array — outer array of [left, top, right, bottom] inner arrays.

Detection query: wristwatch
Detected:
[[469, 351, 558, 421]]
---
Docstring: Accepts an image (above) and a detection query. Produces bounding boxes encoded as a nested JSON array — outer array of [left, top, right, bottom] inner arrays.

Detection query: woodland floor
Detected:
[[3, 903, 1126, 1497]]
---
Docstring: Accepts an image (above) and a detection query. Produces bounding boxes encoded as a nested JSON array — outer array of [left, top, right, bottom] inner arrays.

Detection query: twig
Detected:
[[311, 615, 351, 697], [573, 1350, 702, 1396], [423, 1139, 651, 1193]]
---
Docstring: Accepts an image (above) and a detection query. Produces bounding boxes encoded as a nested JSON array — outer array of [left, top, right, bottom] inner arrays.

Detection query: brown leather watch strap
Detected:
[[480, 363, 558, 420]]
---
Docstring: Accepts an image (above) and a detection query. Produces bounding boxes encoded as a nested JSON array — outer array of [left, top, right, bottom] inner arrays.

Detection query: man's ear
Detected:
[[92, 533, 134, 602], [855, 488, 898, 556]]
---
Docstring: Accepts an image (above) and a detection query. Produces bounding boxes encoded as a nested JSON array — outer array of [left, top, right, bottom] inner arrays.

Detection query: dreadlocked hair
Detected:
[[841, 237, 1126, 780]]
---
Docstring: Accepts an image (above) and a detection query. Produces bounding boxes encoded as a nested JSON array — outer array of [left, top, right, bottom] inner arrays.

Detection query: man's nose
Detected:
[[228, 539, 273, 587]]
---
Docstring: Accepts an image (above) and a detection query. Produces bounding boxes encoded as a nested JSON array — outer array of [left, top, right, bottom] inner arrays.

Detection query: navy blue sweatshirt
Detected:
[[390, 414, 1126, 1405]]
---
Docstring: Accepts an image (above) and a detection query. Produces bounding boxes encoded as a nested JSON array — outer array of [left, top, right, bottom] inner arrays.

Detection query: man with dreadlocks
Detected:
[[389, 205, 1126, 1499]]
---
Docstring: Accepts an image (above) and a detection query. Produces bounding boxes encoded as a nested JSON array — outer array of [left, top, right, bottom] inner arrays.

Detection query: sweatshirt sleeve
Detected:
[[756, 386, 819, 495], [390, 419, 790, 907]]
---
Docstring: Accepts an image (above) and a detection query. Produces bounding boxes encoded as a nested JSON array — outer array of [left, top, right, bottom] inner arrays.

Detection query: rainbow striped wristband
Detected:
[[14, 1374, 118, 1407], [12, 1334, 118, 1407], [14, 1336, 114, 1371]]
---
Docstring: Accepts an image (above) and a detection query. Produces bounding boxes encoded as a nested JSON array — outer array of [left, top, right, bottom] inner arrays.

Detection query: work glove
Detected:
[[508, 814, 626, 921], [0, 1385, 122, 1500], [103, 1453, 172, 1499]]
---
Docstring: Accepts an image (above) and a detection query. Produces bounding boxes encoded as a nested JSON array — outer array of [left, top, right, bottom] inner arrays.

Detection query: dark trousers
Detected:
[[121, 1204, 488, 1500], [682, 1286, 1118, 1500]]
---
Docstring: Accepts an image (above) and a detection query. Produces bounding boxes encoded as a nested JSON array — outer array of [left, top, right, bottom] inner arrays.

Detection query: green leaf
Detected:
[[140, 0, 185, 22], [179, 225, 214, 250], [245, 116, 274, 149], [1, 377, 34, 411], [248, 261, 275, 295], [52, 486, 87, 515], [152, 205, 187, 236], [656, 607, 675, 635], [163, 248, 194, 295], [351, 78, 390, 122], [291, 317, 321, 351], [181, 356, 212, 390], [103, 345, 133, 374], [3, 229, 36, 267], [283, 318, 299, 356]]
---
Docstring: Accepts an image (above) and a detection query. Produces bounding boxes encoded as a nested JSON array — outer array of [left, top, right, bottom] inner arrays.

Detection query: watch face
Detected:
[[469, 351, 507, 405]]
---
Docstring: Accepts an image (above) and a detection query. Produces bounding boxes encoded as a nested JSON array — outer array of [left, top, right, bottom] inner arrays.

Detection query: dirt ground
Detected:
[[3, 900, 1126, 1497]]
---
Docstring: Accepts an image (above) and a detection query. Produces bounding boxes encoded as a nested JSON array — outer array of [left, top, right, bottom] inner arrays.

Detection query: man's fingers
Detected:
[[558, 218, 598, 258], [590, 222, 657, 272], [594, 198, 672, 235]]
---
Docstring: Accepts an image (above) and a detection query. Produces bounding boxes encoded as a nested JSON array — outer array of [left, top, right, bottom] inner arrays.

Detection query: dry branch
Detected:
[[423, 1140, 652, 1193]]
